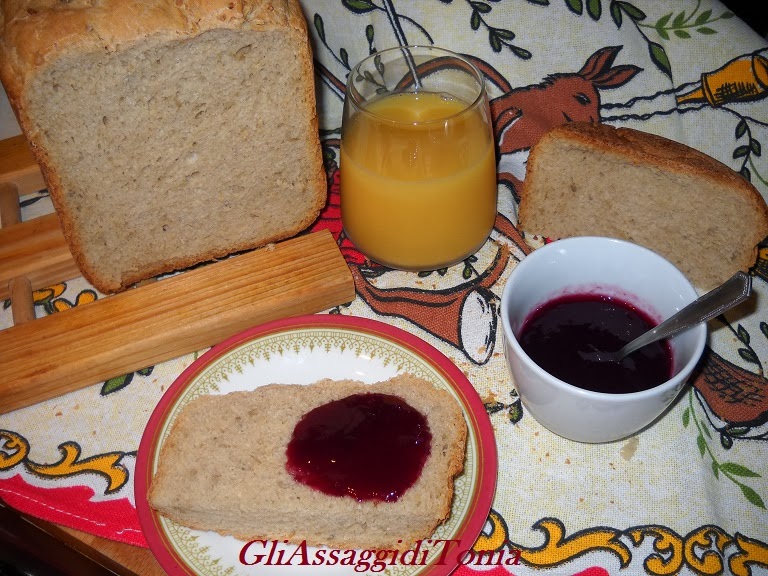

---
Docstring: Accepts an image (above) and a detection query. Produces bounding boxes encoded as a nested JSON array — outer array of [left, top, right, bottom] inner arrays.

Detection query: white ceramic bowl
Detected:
[[500, 237, 706, 443]]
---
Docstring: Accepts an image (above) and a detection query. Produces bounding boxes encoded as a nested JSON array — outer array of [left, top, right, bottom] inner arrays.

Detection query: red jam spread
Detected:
[[518, 293, 673, 393], [285, 393, 431, 502]]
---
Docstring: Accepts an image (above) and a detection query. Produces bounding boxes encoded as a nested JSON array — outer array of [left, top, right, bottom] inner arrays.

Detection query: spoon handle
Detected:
[[621, 271, 752, 358]]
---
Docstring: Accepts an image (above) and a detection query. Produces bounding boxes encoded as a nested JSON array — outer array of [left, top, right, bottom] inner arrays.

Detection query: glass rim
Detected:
[[345, 45, 487, 126]]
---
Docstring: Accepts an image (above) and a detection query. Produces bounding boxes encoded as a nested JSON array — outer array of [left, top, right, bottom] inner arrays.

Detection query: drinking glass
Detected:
[[340, 46, 497, 271]]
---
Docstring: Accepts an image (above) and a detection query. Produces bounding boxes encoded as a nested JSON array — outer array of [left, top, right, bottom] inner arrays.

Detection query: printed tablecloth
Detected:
[[1, 1, 767, 574]]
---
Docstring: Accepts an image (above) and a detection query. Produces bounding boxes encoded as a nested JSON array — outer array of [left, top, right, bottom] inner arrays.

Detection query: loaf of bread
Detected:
[[0, 0, 326, 293], [148, 375, 467, 550], [519, 122, 768, 290]]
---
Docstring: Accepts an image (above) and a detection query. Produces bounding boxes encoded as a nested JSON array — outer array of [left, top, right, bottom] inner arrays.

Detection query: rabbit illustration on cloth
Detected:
[[485, 46, 642, 199]]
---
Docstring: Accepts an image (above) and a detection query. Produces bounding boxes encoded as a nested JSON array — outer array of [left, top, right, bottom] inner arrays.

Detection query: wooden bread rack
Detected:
[[0, 135, 355, 414]]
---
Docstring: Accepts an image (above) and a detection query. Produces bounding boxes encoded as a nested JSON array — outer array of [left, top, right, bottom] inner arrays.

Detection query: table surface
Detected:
[[2, 1, 768, 575], [57, 525, 163, 576]]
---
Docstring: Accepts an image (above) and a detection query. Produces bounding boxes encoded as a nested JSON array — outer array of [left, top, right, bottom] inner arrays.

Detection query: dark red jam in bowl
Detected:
[[518, 293, 673, 394], [285, 393, 431, 502]]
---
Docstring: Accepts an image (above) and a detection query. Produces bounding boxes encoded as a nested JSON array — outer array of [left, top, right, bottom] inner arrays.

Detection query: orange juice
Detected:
[[340, 91, 497, 270]]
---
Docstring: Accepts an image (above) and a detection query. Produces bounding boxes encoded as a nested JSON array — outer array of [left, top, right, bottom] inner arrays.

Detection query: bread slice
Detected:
[[0, 0, 326, 293], [518, 122, 768, 290], [148, 375, 468, 550]]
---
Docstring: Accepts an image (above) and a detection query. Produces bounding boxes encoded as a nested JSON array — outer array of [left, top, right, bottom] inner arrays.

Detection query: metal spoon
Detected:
[[584, 271, 752, 363]]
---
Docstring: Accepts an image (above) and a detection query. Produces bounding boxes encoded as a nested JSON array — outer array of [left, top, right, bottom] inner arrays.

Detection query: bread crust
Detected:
[[519, 122, 768, 289], [0, 0, 326, 293], [0, 0, 306, 74], [148, 376, 468, 551]]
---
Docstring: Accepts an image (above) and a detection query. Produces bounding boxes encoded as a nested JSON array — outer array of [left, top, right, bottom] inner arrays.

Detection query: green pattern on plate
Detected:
[[164, 518, 235, 576]]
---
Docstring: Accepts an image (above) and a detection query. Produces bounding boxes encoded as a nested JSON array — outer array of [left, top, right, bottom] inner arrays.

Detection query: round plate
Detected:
[[136, 315, 497, 576]]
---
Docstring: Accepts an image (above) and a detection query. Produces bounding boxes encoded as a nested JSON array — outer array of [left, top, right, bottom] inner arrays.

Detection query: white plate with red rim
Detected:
[[136, 315, 498, 576]]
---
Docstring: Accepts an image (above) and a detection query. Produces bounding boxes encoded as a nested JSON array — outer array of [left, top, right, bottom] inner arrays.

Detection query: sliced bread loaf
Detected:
[[148, 375, 468, 550], [0, 0, 326, 293], [518, 122, 768, 290]]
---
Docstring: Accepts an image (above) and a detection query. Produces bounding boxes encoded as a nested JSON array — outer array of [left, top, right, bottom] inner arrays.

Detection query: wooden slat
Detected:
[[0, 212, 80, 300], [0, 229, 354, 414], [8, 276, 34, 324], [0, 135, 46, 195], [0, 134, 46, 194], [0, 137, 81, 300], [0, 182, 22, 226]]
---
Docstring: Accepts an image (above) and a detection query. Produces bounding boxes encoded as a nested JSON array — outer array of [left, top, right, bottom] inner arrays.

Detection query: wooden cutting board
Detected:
[[0, 135, 355, 414]]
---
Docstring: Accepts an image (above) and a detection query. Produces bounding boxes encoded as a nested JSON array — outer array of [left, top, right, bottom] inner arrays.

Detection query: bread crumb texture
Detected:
[[148, 375, 468, 550], [0, 0, 325, 292], [519, 122, 768, 291]]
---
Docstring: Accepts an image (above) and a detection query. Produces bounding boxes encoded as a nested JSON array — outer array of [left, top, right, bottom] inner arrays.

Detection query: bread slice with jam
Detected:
[[148, 375, 468, 550]]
